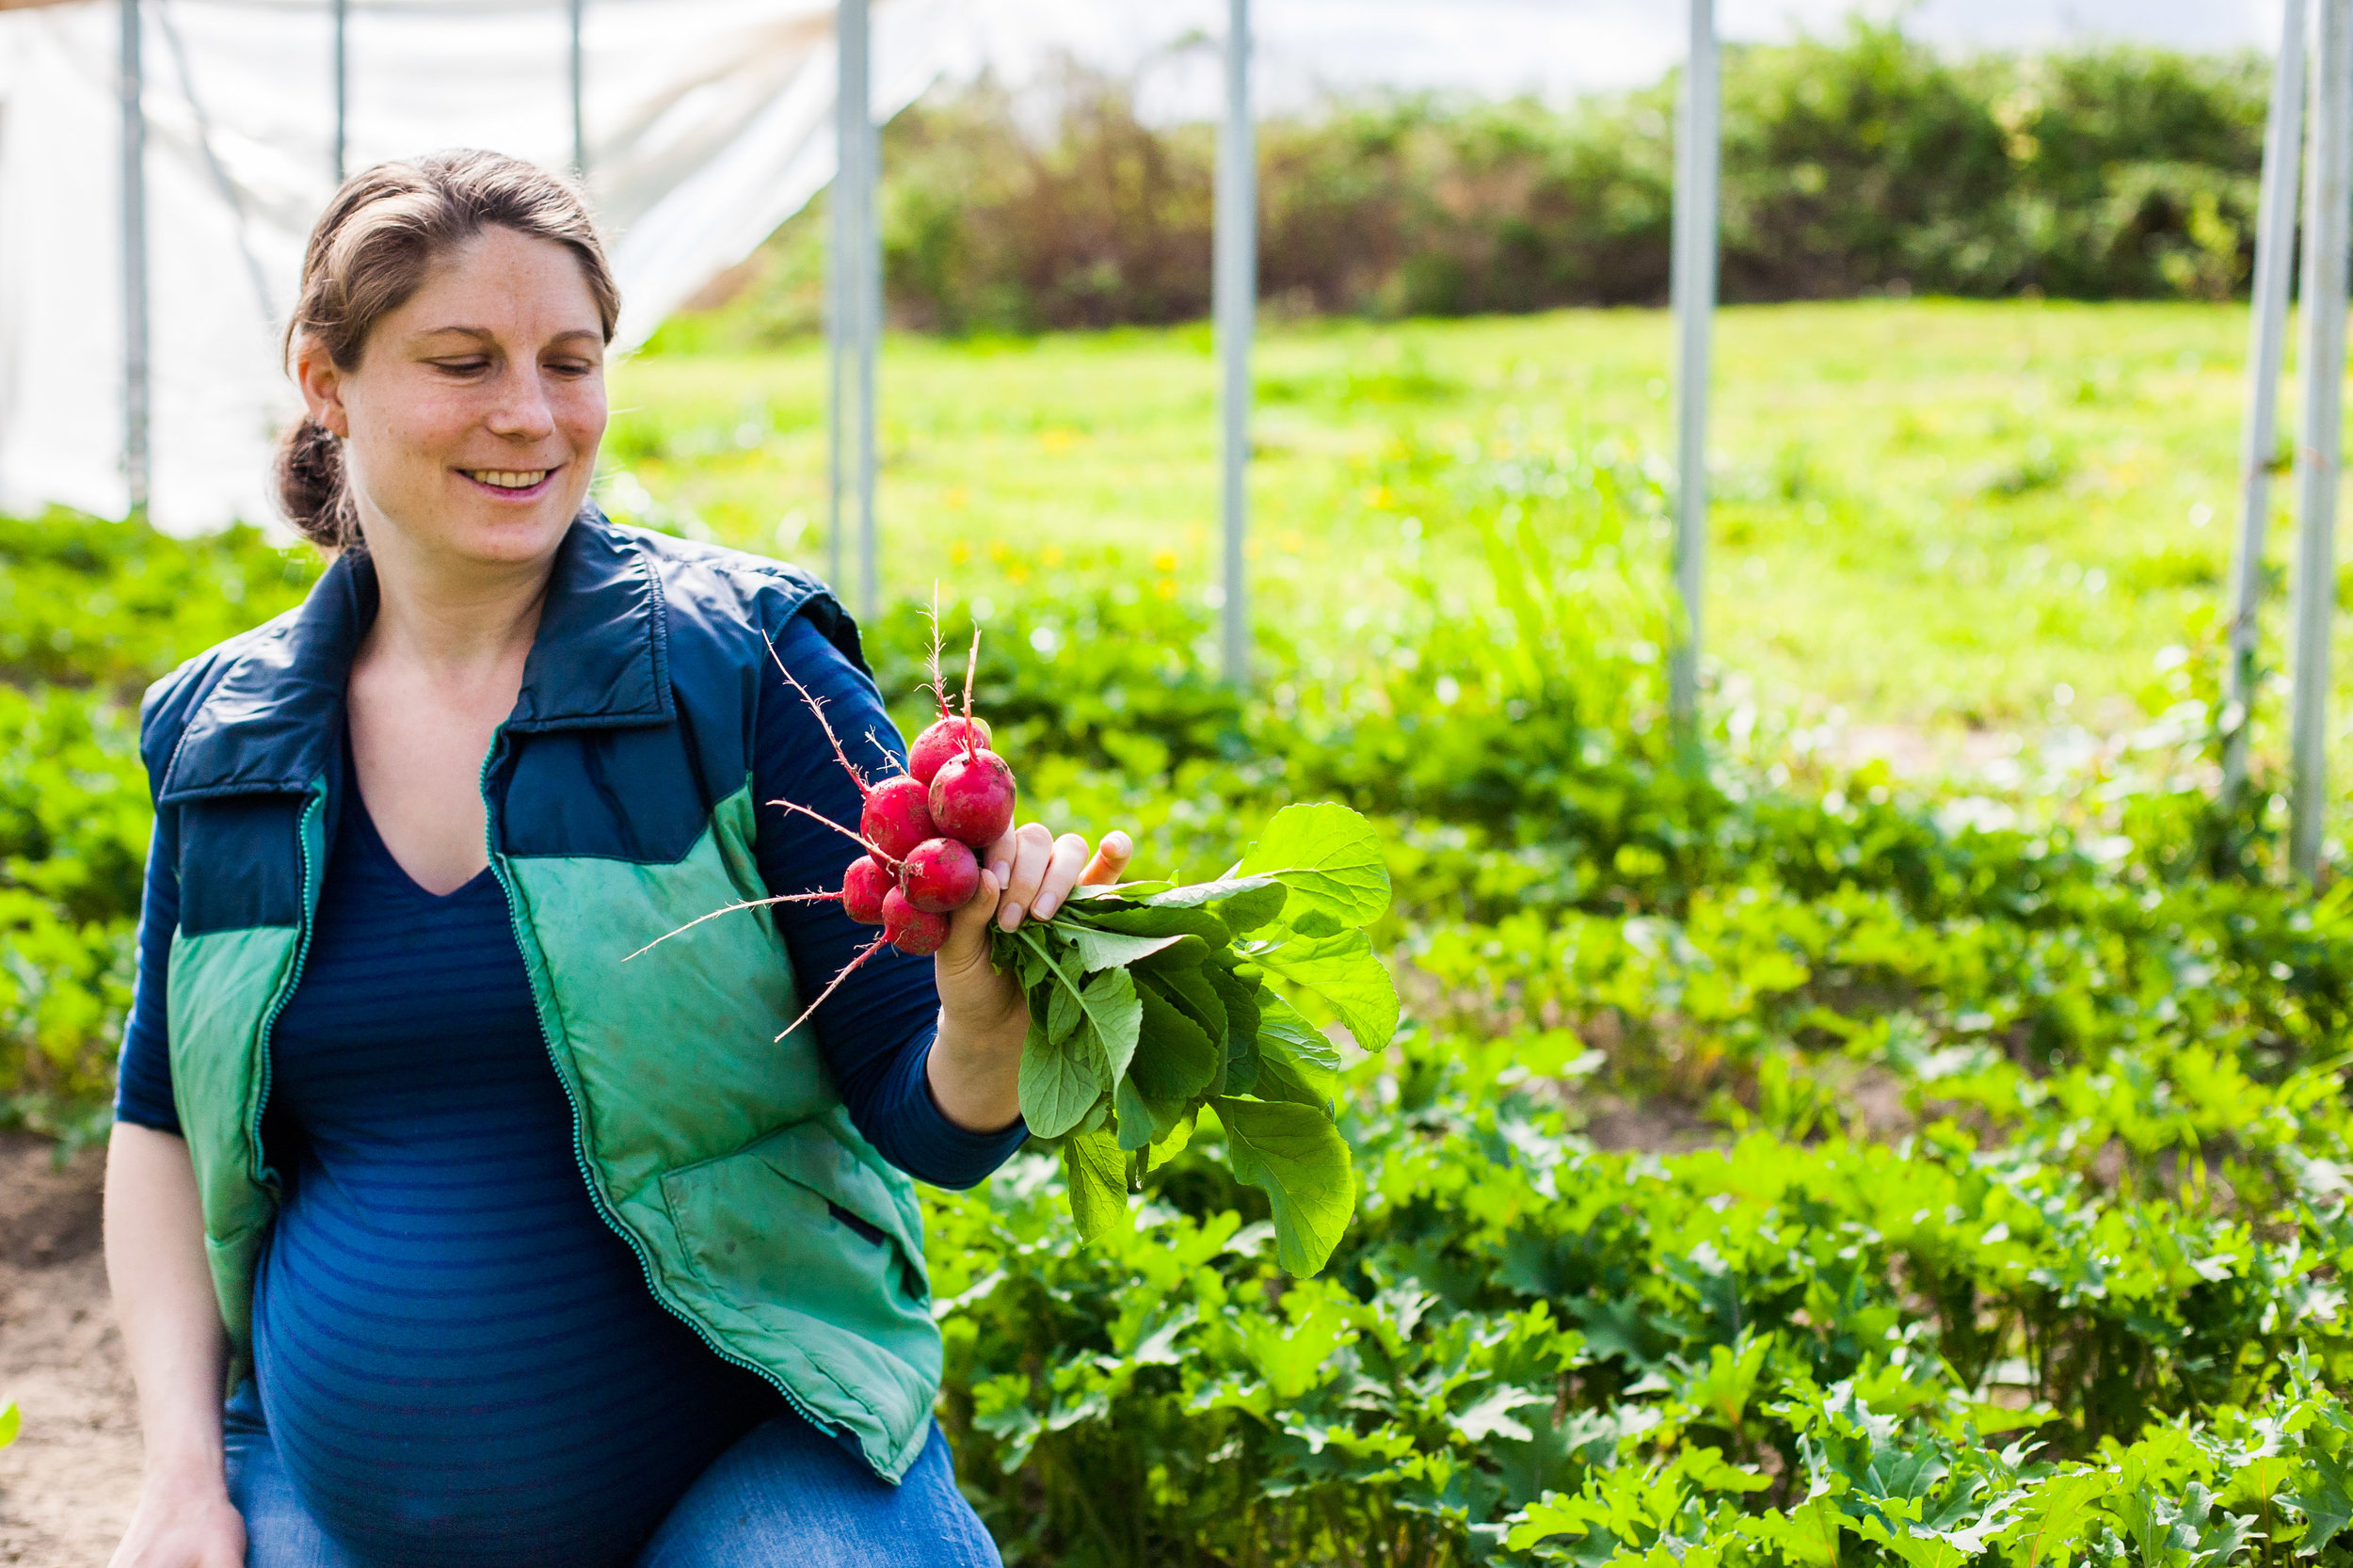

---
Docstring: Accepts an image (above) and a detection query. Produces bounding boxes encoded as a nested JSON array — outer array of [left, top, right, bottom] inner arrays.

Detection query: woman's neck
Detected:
[[358, 527, 555, 681]]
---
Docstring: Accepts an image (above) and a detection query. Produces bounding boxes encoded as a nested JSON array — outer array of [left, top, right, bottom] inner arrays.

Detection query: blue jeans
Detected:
[[224, 1387, 1003, 1568]]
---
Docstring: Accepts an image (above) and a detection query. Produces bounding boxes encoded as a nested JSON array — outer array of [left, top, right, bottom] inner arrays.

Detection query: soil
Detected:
[[0, 1133, 137, 1566]]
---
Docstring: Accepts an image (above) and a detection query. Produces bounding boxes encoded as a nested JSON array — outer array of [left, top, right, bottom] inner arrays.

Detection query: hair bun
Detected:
[[274, 418, 358, 552]]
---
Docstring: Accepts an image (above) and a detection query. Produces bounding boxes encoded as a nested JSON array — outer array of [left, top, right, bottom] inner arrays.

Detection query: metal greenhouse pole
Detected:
[[2291, 0, 2353, 879], [2227, 0, 2311, 805], [829, 0, 878, 617], [1216, 0, 1255, 686], [1669, 0, 1719, 730], [332, 0, 348, 181], [568, 0, 587, 176], [120, 0, 151, 517]]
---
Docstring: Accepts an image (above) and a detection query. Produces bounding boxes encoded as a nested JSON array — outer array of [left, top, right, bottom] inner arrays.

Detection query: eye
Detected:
[[546, 357, 599, 379], [433, 357, 491, 377]]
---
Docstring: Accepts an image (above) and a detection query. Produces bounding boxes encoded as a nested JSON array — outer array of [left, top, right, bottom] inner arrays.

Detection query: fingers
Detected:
[[936, 868, 1000, 977], [1031, 833, 1092, 921], [995, 822, 1056, 931], [1080, 830, 1133, 886], [979, 824, 1137, 931], [983, 826, 1018, 890]]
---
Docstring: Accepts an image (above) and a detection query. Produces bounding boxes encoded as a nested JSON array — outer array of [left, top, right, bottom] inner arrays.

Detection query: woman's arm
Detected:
[[104, 1122, 247, 1567]]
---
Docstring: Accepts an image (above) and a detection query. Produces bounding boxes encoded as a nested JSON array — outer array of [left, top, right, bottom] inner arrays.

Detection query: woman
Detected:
[[104, 151, 1120, 1568]]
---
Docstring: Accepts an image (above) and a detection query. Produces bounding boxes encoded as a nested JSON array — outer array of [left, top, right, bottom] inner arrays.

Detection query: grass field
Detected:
[[617, 298, 2301, 774]]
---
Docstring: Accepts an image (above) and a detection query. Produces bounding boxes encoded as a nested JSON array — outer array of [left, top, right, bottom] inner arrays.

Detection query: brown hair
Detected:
[[275, 151, 621, 552]]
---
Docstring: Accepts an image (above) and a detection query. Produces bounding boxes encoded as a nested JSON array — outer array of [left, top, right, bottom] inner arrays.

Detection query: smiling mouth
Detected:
[[462, 467, 559, 494]]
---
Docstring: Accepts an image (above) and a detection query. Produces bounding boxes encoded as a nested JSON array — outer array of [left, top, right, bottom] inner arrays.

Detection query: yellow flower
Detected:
[[1152, 551, 1178, 573], [1041, 545, 1065, 568], [1154, 577, 1178, 600], [949, 540, 971, 565]]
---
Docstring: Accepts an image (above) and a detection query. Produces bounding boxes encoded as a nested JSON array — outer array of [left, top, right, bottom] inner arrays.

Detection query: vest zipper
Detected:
[[474, 729, 837, 1444], [249, 784, 327, 1196]]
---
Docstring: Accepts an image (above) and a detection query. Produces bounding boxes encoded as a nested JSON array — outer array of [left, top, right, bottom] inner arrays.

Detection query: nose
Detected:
[[484, 364, 558, 442]]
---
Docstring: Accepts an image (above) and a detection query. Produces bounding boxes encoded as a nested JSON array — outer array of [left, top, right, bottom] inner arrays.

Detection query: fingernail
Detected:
[[999, 903, 1023, 931], [1033, 895, 1058, 920], [989, 862, 1011, 885]]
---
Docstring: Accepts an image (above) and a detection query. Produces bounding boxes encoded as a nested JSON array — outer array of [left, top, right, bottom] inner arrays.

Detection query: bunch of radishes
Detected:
[[631, 618, 1018, 1038], [839, 678, 1016, 955], [761, 624, 1015, 966]]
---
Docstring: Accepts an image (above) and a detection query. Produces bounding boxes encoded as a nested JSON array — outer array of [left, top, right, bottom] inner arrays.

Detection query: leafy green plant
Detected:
[[1000, 803, 1397, 1273]]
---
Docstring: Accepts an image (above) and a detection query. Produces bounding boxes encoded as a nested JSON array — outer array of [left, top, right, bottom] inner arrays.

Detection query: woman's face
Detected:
[[299, 225, 607, 571]]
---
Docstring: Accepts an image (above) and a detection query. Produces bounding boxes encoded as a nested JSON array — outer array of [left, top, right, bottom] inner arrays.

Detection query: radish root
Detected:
[[626, 891, 842, 962], [775, 933, 890, 1041], [768, 796, 901, 865], [765, 633, 872, 797], [925, 584, 950, 718], [960, 627, 982, 760]]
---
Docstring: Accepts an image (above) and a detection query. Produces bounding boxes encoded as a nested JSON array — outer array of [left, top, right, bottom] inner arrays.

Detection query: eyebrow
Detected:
[[413, 327, 604, 348]]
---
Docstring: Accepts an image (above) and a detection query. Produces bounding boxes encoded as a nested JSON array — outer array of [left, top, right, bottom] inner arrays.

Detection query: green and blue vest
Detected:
[[140, 512, 940, 1482]]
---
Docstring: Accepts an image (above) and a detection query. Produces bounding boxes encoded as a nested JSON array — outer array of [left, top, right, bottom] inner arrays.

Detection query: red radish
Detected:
[[882, 888, 950, 956], [841, 856, 891, 924], [930, 749, 1016, 848], [861, 775, 937, 865], [901, 837, 980, 914], [909, 714, 993, 787]]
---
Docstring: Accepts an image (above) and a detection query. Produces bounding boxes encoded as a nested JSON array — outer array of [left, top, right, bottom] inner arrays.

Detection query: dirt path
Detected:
[[0, 1133, 138, 1566]]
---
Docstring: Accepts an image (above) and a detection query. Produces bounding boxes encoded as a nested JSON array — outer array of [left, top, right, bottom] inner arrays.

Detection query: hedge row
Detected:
[[673, 24, 2268, 342]]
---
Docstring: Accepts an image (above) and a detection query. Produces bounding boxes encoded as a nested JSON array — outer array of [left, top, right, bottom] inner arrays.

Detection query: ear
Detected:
[[294, 340, 350, 439]]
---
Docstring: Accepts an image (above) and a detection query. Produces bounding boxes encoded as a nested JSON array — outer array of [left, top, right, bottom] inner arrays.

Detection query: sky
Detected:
[[942, 0, 2282, 120]]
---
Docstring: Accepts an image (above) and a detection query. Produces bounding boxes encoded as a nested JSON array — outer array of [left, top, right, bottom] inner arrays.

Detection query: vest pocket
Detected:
[[658, 1119, 930, 1318]]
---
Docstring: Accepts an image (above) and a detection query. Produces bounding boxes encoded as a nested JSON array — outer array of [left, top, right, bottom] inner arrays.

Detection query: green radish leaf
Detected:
[[1064, 925, 1189, 973], [1113, 1077, 1162, 1152], [1257, 927, 1400, 1050], [1144, 1108, 1197, 1171], [1077, 904, 1233, 946], [1145, 875, 1289, 934], [1132, 933, 1213, 978], [1062, 1129, 1130, 1241], [1017, 1011, 1104, 1140], [1078, 967, 1144, 1084], [1253, 1052, 1331, 1110], [1254, 991, 1339, 1106], [1118, 984, 1222, 1147], [1233, 803, 1390, 926], [1065, 882, 1163, 905], [1257, 990, 1342, 1077], [1046, 978, 1082, 1048], [1288, 908, 1345, 938], [1139, 952, 1226, 1046], [1204, 964, 1262, 1096], [1212, 1096, 1355, 1275]]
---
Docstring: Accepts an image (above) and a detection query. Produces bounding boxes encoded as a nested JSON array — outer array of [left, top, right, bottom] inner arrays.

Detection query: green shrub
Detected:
[[666, 25, 2267, 344]]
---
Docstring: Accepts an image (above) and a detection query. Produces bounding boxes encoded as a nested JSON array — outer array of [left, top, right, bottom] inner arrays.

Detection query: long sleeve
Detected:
[[750, 611, 1028, 1189], [114, 814, 183, 1133]]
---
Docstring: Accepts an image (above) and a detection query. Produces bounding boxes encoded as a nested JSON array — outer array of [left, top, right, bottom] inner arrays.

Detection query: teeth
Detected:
[[470, 469, 550, 489]]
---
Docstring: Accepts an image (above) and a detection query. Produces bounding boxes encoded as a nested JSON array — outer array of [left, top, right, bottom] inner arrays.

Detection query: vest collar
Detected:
[[156, 509, 673, 804]]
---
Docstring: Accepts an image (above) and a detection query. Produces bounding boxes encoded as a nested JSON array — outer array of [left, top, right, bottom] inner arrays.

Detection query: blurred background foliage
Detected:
[[656, 24, 2266, 346]]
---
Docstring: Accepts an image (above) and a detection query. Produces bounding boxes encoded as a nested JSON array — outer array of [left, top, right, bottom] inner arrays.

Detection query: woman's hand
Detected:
[[108, 1476, 245, 1568], [925, 824, 1132, 1132]]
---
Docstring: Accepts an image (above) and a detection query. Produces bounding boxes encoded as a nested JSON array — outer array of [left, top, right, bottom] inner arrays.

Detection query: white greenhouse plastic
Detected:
[[0, 0, 946, 534]]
